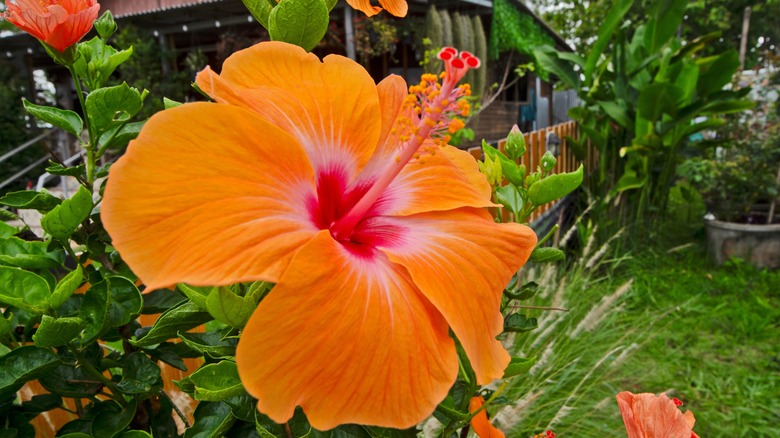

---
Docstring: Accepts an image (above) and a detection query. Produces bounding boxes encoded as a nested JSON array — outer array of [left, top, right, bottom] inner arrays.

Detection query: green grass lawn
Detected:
[[495, 228, 780, 437]]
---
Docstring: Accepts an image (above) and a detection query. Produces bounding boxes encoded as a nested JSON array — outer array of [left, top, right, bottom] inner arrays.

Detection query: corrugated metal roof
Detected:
[[99, 0, 228, 19]]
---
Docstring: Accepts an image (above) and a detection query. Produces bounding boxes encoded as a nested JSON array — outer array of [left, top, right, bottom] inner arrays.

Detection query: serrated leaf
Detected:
[[133, 301, 213, 347], [268, 0, 329, 52], [0, 190, 62, 212], [504, 313, 538, 333], [503, 356, 536, 378], [41, 185, 93, 240], [0, 267, 51, 313], [50, 265, 84, 309], [529, 247, 565, 263], [0, 346, 60, 394], [22, 99, 83, 136], [527, 165, 583, 205], [85, 82, 143, 135], [187, 361, 244, 401], [33, 315, 84, 347], [0, 237, 65, 269], [117, 352, 162, 395]]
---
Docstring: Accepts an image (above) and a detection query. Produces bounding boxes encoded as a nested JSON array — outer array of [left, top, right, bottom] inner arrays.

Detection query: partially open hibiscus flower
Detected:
[[102, 41, 536, 429], [616, 391, 700, 438], [3, 0, 99, 52], [347, 0, 407, 17]]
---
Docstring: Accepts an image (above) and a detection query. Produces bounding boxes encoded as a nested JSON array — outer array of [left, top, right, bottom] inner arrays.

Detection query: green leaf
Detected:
[[40, 364, 103, 398], [22, 99, 83, 136], [206, 287, 254, 328], [33, 315, 84, 348], [46, 161, 86, 177], [132, 301, 213, 347], [242, 0, 274, 29], [615, 169, 646, 193], [584, 0, 632, 80], [505, 281, 539, 301], [0, 222, 16, 239], [119, 432, 153, 438], [534, 46, 580, 90], [79, 276, 142, 344], [638, 82, 684, 120], [223, 392, 256, 422], [268, 0, 329, 52], [98, 121, 145, 150], [0, 267, 51, 313], [163, 97, 182, 109], [20, 393, 63, 414], [177, 283, 213, 310], [0, 190, 62, 212], [74, 38, 134, 89], [529, 247, 565, 263], [597, 100, 632, 129], [503, 356, 535, 378], [644, 0, 686, 52], [50, 265, 84, 309], [92, 399, 137, 438], [41, 185, 93, 240], [142, 289, 186, 314], [696, 50, 740, 96], [178, 331, 238, 359], [187, 361, 244, 401], [527, 165, 583, 205], [494, 184, 523, 217], [699, 99, 755, 115], [117, 352, 162, 395], [503, 313, 538, 333], [0, 346, 60, 394], [85, 82, 144, 135], [0, 237, 65, 270], [185, 402, 236, 438], [482, 141, 524, 186]]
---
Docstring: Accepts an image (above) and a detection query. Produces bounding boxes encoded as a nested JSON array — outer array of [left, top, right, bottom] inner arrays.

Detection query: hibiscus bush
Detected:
[[0, 1, 599, 437]]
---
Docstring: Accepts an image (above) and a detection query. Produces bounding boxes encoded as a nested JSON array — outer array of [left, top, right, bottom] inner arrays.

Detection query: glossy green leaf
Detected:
[[33, 315, 84, 348], [79, 276, 142, 344], [187, 361, 244, 401], [0, 237, 65, 270], [268, 0, 329, 52], [40, 364, 103, 397], [98, 121, 145, 150], [46, 161, 86, 177], [584, 0, 632, 79], [527, 165, 583, 205], [503, 313, 538, 333], [696, 50, 740, 96], [22, 99, 83, 136], [503, 356, 536, 378], [205, 287, 254, 328], [638, 82, 684, 120], [142, 288, 186, 314], [482, 141, 524, 186], [644, 0, 686, 52], [85, 82, 144, 135], [0, 346, 60, 394], [41, 185, 93, 240], [184, 402, 236, 438], [242, 0, 274, 29], [0, 267, 51, 313], [119, 432, 153, 438], [74, 38, 134, 89], [20, 393, 63, 414], [177, 283, 213, 310], [494, 184, 523, 217], [597, 100, 632, 128], [529, 247, 565, 263], [132, 301, 213, 347], [223, 392, 256, 422], [0, 222, 16, 239], [91, 399, 137, 438], [117, 352, 162, 395], [50, 265, 84, 309], [0, 190, 62, 212], [178, 331, 238, 359], [504, 281, 539, 301], [534, 46, 580, 90]]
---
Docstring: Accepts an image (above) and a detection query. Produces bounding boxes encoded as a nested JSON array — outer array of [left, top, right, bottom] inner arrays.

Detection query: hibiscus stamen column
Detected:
[[330, 48, 480, 240]]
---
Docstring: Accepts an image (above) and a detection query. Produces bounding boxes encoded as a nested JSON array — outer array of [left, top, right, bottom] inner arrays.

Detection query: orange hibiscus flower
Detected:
[[347, 0, 407, 17], [616, 392, 700, 438], [469, 396, 505, 438], [3, 0, 100, 53], [102, 42, 536, 429]]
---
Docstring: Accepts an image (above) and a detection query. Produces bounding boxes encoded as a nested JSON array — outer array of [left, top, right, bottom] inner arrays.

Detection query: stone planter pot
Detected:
[[705, 219, 780, 269]]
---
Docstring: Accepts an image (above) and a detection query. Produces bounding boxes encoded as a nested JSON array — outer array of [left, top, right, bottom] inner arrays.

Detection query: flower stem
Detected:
[[67, 344, 127, 407], [67, 66, 96, 185]]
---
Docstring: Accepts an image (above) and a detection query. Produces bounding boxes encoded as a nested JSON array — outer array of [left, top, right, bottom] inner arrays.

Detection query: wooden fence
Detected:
[[467, 120, 595, 223]]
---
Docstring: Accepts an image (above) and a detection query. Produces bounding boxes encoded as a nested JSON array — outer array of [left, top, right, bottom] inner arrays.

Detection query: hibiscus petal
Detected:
[[102, 103, 318, 290], [469, 397, 505, 438], [345, 0, 383, 17], [237, 231, 458, 430], [377, 0, 408, 17], [195, 42, 381, 178], [376, 208, 537, 383]]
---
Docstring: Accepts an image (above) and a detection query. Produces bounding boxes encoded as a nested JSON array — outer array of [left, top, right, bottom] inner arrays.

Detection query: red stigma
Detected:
[[546, 431, 555, 438], [673, 398, 683, 406]]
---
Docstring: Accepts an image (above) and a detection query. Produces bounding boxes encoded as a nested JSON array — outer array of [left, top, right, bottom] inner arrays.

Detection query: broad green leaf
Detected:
[[185, 402, 236, 438], [33, 316, 84, 348], [0, 222, 16, 238], [638, 82, 684, 120], [482, 141, 524, 186], [644, 0, 686, 52], [22, 99, 83, 136], [503, 356, 536, 378], [85, 82, 144, 135], [242, 0, 274, 29], [142, 289, 186, 314], [178, 331, 238, 359], [534, 46, 580, 90], [529, 247, 565, 263], [177, 283, 213, 310], [74, 37, 134, 89], [0, 346, 60, 394], [92, 399, 137, 438], [105, 276, 143, 327], [45, 161, 86, 177], [163, 97, 182, 109], [40, 364, 103, 397], [268, 0, 329, 52], [597, 100, 632, 129], [119, 432, 153, 438], [50, 265, 84, 309], [615, 169, 646, 193], [505, 281, 539, 301], [206, 287, 254, 328], [700, 99, 755, 115], [0, 190, 62, 212], [0, 237, 65, 269], [494, 184, 523, 217], [79, 276, 142, 344], [41, 185, 93, 240], [20, 393, 63, 414], [187, 361, 244, 401], [98, 121, 145, 150], [584, 0, 632, 80], [503, 313, 538, 333], [0, 267, 50, 313], [527, 165, 583, 205], [117, 352, 162, 395], [223, 392, 256, 422], [132, 301, 213, 347], [696, 50, 740, 96]]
